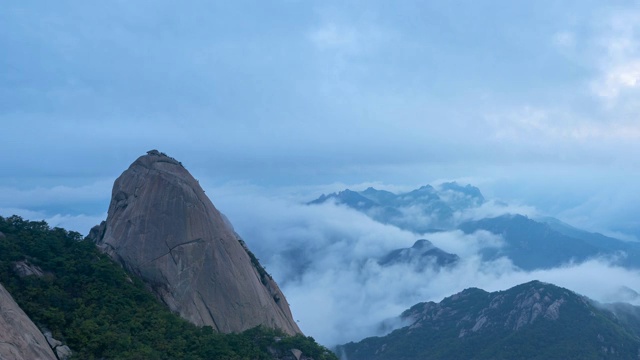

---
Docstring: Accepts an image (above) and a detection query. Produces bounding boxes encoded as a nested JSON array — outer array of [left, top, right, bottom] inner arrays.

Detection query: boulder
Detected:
[[43, 331, 72, 360]]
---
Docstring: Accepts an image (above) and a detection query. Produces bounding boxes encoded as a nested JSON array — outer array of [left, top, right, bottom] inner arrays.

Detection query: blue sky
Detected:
[[2, 0, 640, 238]]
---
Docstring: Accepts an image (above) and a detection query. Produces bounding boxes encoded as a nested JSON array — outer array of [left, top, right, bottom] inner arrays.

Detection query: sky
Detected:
[[3, 0, 640, 346], [3, 0, 640, 237]]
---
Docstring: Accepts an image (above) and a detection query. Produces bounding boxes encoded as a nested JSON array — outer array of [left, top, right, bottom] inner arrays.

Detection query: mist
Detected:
[[212, 184, 640, 347]]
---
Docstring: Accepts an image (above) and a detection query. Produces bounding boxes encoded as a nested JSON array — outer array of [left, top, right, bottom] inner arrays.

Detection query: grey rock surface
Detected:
[[13, 260, 44, 277], [43, 330, 72, 360], [291, 348, 303, 360], [92, 150, 300, 334], [55, 345, 72, 360], [0, 283, 57, 360]]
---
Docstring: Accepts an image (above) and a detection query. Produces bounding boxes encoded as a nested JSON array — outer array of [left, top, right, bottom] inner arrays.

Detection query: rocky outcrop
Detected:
[[43, 330, 72, 360], [13, 260, 44, 277], [0, 283, 57, 360], [338, 281, 640, 359], [401, 281, 577, 335], [90, 150, 300, 335]]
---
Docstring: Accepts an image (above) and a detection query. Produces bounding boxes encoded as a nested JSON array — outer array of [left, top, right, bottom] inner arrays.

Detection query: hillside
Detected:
[[460, 214, 640, 269], [338, 281, 640, 360], [0, 215, 336, 360]]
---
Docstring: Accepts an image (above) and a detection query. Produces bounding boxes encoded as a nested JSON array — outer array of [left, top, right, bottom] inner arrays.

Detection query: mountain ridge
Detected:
[[308, 182, 484, 233], [339, 281, 640, 359], [309, 185, 640, 271]]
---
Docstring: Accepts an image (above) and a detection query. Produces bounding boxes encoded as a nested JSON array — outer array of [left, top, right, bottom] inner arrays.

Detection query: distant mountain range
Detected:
[[309, 184, 640, 271], [312, 184, 640, 358], [309, 183, 485, 233], [338, 281, 640, 359], [460, 214, 640, 270]]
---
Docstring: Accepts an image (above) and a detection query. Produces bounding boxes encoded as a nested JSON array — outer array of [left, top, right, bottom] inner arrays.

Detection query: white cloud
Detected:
[[488, 6, 640, 149], [485, 104, 640, 144], [592, 60, 640, 99], [590, 9, 640, 101], [210, 184, 640, 347], [426, 230, 505, 258]]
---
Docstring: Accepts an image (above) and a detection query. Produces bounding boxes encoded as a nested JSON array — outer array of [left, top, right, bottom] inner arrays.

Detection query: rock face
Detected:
[[91, 150, 300, 334], [13, 260, 45, 277], [0, 283, 57, 360], [339, 281, 640, 359], [43, 330, 72, 360]]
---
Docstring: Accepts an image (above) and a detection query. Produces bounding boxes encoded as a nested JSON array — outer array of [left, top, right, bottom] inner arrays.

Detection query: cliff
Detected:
[[91, 150, 300, 334]]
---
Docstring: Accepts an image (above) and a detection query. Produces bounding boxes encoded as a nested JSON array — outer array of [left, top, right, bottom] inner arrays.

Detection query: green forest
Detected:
[[0, 215, 337, 360]]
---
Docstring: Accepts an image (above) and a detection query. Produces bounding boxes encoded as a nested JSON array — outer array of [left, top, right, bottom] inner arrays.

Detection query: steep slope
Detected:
[[0, 215, 336, 360], [0, 283, 57, 360], [339, 281, 640, 359], [540, 217, 640, 267], [91, 150, 300, 334]]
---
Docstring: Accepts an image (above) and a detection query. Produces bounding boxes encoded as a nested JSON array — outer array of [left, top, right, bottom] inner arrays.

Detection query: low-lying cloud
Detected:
[[212, 184, 640, 347]]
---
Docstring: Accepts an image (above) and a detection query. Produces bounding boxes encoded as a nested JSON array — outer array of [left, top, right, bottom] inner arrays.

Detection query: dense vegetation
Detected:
[[339, 282, 640, 360], [0, 215, 337, 360]]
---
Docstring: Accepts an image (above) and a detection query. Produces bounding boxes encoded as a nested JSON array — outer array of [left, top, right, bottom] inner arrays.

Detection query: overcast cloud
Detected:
[[2, 0, 640, 347], [212, 186, 640, 346], [3, 1, 640, 186]]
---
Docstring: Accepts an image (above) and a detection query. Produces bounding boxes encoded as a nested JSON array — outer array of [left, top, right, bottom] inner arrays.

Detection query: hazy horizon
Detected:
[[3, 1, 640, 241]]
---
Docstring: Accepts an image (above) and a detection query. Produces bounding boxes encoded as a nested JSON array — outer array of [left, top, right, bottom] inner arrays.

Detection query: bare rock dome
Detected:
[[91, 150, 300, 334]]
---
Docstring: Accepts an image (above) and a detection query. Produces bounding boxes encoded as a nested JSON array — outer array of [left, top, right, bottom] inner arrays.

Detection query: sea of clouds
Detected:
[[211, 184, 640, 347], [2, 179, 639, 347]]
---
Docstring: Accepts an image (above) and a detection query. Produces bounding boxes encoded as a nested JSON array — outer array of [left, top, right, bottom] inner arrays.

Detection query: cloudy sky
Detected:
[[3, 1, 640, 233], [4, 1, 640, 346]]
